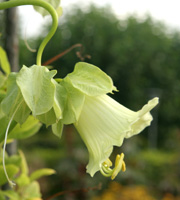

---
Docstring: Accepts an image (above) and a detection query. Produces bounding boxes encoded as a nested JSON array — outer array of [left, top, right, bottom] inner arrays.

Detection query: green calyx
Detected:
[[1, 62, 116, 135]]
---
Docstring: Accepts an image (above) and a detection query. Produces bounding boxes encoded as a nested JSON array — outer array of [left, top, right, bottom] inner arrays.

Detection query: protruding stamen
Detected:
[[100, 168, 112, 177], [103, 158, 112, 167], [100, 153, 126, 180]]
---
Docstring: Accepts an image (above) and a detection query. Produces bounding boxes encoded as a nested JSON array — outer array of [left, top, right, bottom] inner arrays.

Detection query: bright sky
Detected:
[[18, 0, 180, 37]]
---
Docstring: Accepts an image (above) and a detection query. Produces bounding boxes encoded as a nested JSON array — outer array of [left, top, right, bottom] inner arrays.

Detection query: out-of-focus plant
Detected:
[[91, 182, 180, 200], [91, 182, 156, 200]]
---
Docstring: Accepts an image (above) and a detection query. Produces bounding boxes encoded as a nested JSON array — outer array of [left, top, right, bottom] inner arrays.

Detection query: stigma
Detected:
[[100, 153, 126, 180]]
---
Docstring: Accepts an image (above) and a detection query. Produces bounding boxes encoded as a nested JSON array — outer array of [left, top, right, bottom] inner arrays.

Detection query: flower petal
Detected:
[[74, 95, 158, 176], [125, 97, 159, 138]]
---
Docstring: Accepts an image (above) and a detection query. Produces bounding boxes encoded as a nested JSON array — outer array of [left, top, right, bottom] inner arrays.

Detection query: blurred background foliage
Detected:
[[1, 3, 180, 200]]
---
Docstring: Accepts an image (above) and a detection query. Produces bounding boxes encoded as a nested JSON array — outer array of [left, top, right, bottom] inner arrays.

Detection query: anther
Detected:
[[111, 153, 126, 180]]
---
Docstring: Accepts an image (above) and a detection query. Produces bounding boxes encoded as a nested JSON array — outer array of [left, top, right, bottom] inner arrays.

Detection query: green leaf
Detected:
[[36, 108, 56, 127], [33, 0, 62, 17], [1, 73, 31, 124], [66, 62, 117, 96], [0, 194, 6, 200], [19, 150, 29, 175], [0, 155, 21, 167], [0, 190, 19, 200], [22, 181, 41, 199], [0, 164, 19, 186], [61, 78, 85, 124], [8, 115, 41, 140], [16, 173, 30, 186], [0, 46, 11, 75], [52, 120, 63, 138], [16, 65, 57, 115], [30, 168, 56, 182]]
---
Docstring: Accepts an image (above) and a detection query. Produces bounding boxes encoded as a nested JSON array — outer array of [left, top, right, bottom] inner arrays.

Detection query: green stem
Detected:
[[0, 0, 58, 66]]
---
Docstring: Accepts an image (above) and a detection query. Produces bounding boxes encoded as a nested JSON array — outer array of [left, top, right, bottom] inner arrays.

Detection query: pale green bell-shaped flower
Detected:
[[74, 94, 159, 179]]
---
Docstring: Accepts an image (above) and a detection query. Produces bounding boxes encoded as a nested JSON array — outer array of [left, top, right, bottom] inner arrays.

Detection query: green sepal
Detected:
[[52, 80, 67, 120], [37, 80, 67, 127], [61, 78, 85, 124], [0, 46, 11, 75], [52, 120, 63, 138], [66, 62, 117, 96], [36, 108, 56, 127], [1, 73, 31, 124], [16, 65, 57, 116]]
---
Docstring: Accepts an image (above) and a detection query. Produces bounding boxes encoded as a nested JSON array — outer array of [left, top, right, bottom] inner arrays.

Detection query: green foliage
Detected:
[[0, 46, 10, 75], [0, 144, 55, 199], [0, 45, 56, 199], [0, 165, 19, 185], [30, 168, 56, 182]]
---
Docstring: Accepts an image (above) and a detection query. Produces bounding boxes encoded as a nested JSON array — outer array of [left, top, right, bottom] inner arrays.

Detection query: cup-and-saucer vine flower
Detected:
[[1, 62, 158, 181], [56, 62, 159, 179]]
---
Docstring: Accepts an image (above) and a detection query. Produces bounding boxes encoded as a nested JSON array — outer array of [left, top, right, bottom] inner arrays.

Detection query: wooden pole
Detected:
[[2, 6, 19, 192], [5, 6, 19, 72]]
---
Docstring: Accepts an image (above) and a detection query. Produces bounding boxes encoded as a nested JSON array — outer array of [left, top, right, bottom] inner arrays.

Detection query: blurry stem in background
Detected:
[[45, 183, 102, 200], [0, 0, 58, 66], [43, 43, 91, 66]]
